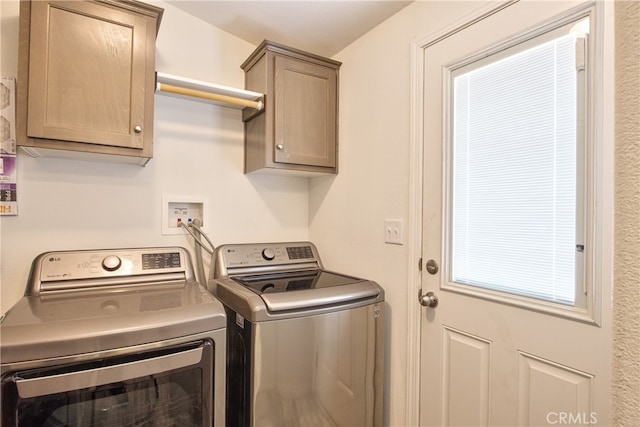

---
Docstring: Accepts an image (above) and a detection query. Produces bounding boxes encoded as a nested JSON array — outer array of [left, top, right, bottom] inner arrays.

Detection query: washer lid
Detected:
[[232, 269, 363, 295], [217, 269, 383, 320]]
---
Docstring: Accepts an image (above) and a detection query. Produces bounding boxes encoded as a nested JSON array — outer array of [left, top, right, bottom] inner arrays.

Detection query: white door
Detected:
[[419, 1, 612, 426]]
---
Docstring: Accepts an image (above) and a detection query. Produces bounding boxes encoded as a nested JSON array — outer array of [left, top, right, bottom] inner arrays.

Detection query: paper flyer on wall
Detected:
[[1, 77, 18, 215]]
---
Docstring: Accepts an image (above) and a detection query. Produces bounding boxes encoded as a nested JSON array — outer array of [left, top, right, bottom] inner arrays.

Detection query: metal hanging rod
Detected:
[[155, 72, 264, 111]]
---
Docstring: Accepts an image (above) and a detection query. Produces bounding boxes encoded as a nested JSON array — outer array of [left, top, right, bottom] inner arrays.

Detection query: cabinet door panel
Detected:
[[274, 56, 337, 168], [27, 1, 148, 149]]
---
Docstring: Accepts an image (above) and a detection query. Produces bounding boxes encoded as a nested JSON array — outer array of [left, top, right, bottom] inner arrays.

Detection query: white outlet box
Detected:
[[162, 195, 208, 235], [385, 219, 404, 245]]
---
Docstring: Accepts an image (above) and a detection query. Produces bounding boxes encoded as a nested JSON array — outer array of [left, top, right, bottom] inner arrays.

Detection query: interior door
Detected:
[[419, 1, 612, 426]]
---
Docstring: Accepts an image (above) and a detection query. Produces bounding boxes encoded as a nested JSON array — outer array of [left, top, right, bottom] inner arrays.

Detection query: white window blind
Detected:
[[451, 31, 580, 305]]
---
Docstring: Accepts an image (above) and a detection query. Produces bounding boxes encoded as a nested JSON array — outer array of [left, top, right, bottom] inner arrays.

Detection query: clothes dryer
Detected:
[[1, 247, 226, 426]]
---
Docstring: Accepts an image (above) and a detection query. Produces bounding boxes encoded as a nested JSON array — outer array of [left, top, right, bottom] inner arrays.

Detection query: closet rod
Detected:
[[157, 82, 263, 110], [155, 72, 264, 111]]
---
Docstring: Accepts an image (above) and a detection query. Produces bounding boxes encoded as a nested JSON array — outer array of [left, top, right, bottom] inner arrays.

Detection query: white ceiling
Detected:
[[166, 1, 414, 57]]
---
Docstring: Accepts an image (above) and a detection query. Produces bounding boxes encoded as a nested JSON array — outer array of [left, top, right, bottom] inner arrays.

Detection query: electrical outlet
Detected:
[[385, 219, 403, 245]]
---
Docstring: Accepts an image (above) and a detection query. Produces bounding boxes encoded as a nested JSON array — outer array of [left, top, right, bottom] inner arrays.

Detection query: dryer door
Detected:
[[1, 341, 213, 426]]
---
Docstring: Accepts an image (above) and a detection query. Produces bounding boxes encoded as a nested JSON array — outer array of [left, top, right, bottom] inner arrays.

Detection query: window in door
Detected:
[[444, 13, 597, 321]]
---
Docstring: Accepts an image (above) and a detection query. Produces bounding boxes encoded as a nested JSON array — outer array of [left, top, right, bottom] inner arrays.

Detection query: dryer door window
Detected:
[[1, 341, 213, 427]]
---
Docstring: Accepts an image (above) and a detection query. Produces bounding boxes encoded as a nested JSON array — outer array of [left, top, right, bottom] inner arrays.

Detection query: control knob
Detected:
[[261, 248, 276, 261], [102, 255, 122, 271]]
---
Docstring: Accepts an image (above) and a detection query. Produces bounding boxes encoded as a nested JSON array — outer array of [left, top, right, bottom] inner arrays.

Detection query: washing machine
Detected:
[[1, 246, 226, 426], [209, 241, 384, 427]]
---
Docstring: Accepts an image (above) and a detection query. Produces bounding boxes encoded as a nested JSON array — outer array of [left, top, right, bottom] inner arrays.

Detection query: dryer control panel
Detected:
[[26, 247, 194, 295]]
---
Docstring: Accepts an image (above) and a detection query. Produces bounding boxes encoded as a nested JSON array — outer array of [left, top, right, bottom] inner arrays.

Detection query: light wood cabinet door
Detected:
[[17, 0, 162, 164], [274, 55, 337, 169], [242, 41, 341, 176]]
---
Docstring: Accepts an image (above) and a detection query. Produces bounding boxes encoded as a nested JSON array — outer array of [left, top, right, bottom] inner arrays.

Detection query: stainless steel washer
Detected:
[[209, 241, 384, 427], [1, 247, 226, 427]]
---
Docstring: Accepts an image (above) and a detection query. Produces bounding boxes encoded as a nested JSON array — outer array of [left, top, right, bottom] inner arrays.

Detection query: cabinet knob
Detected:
[[134, 125, 142, 134], [276, 144, 284, 151]]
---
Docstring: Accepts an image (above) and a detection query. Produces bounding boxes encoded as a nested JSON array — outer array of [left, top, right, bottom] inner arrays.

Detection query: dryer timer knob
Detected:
[[261, 248, 276, 261], [102, 255, 122, 271]]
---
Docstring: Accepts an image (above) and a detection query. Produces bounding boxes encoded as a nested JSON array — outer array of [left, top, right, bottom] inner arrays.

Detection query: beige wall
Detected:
[[613, 0, 640, 424]]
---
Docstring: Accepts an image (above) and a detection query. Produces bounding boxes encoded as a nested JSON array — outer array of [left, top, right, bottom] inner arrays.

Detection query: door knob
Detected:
[[419, 291, 439, 308]]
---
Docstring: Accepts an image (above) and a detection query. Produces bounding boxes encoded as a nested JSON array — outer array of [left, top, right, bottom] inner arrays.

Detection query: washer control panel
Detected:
[[220, 242, 319, 269]]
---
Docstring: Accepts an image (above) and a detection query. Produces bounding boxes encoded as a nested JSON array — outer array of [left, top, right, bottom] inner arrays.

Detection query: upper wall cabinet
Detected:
[[242, 40, 341, 176], [17, 0, 163, 165]]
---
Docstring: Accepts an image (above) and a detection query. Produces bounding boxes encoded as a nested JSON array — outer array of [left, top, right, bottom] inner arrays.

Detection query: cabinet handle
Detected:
[[276, 144, 284, 151], [134, 125, 142, 134]]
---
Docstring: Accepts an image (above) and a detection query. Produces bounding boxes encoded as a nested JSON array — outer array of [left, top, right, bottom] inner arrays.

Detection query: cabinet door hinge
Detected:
[[418, 258, 423, 272]]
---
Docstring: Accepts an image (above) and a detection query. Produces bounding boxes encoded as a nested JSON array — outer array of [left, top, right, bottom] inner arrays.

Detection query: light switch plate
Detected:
[[385, 219, 403, 245]]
